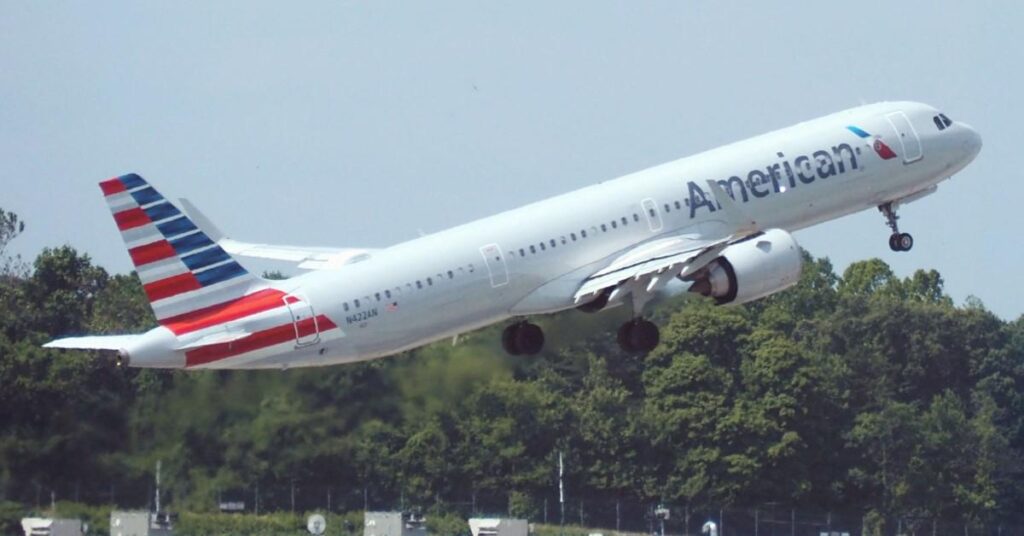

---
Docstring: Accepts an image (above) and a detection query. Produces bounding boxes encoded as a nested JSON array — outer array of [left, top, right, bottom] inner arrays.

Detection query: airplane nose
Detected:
[[959, 122, 983, 159]]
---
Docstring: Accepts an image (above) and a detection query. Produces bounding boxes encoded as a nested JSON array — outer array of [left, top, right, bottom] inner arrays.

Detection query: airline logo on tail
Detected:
[[846, 125, 897, 160], [98, 174, 340, 368], [99, 173, 260, 321]]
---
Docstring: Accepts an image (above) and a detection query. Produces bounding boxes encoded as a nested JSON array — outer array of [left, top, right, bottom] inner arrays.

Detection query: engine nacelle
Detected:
[[684, 228, 802, 305]]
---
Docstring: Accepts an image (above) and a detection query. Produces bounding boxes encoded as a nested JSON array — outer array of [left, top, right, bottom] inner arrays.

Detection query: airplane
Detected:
[[44, 101, 982, 369]]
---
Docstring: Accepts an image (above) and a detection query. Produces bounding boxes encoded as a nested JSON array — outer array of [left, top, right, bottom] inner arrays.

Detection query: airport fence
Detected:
[[12, 480, 1024, 535]]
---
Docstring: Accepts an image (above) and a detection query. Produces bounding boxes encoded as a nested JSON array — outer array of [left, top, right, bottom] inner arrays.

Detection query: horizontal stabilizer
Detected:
[[44, 335, 140, 351], [180, 198, 379, 270]]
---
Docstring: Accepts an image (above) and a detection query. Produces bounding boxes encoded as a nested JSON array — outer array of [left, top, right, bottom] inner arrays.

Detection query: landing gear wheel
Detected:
[[501, 324, 522, 356], [879, 202, 914, 252], [617, 319, 660, 354], [514, 322, 544, 355], [617, 322, 637, 353], [898, 233, 914, 251], [888, 233, 900, 252], [888, 232, 914, 252], [502, 321, 544, 356]]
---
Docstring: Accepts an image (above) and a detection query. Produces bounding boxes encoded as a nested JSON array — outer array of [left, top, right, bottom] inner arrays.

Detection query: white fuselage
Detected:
[[179, 101, 982, 369]]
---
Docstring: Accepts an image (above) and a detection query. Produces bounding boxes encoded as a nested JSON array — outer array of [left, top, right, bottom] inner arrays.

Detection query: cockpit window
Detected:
[[933, 113, 953, 131]]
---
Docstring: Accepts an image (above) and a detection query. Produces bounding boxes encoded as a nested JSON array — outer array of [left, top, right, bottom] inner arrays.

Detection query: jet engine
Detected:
[[684, 228, 802, 305]]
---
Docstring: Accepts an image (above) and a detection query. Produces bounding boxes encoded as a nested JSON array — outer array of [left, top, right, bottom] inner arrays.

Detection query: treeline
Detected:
[[1, 207, 1023, 532]]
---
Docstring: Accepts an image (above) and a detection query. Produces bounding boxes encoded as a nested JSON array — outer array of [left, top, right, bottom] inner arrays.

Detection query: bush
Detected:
[[0, 501, 24, 536], [176, 511, 364, 536]]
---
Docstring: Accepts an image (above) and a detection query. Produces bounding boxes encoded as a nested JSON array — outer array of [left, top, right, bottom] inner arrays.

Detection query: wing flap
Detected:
[[572, 232, 754, 302]]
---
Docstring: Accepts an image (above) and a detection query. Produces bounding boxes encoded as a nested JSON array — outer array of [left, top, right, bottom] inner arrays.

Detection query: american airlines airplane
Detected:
[[45, 101, 981, 369]]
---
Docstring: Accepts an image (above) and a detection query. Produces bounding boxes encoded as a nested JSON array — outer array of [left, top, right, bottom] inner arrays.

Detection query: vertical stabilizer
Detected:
[[99, 173, 266, 323]]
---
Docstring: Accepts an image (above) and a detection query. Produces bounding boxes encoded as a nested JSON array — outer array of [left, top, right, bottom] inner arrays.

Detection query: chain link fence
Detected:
[[11, 481, 1024, 536]]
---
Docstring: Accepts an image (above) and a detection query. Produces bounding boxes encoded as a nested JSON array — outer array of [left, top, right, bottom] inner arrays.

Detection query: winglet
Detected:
[[706, 180, 758, 233]]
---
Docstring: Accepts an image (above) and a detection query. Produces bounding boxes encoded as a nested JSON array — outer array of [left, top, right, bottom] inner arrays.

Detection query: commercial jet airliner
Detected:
[[45, 101, 982, 369]]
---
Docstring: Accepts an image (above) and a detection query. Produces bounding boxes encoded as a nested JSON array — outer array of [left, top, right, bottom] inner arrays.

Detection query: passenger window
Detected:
[[518, 249, 525, 257], [448, 270, 454, 279], [664, 203, 671, 213], [633, 213, 640, 222], [621, 217, 628, 225], [416, 280, 422, 289], [581, 229, 587, 238], [354, 299, 361, 308], [385, 290, 391, 299], [648, 208, 656, 217], [540, 242, 546, 251], [601, 224, 607, 232], [561, 236, 567, 244], [427, 277, 433, 286], [468, 264, 475, 273], [374, 292, 381, 301], [674, 200, 681, 210], [530, 245, 536, 253], [570, 233, 577, 241], [611, 220, 617, 229], [343, 302, 350, 312], [550, 239, 556, 248]]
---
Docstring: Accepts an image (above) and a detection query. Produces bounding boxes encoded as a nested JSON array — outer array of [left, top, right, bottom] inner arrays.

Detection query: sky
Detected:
[[1, 1, 1021, 319]]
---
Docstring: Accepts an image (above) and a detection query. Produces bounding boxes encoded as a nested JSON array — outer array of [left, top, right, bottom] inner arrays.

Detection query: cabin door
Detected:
[[479, 243, 510, 288], [885, 111, 923, 164], [284, 295, 320, 346]]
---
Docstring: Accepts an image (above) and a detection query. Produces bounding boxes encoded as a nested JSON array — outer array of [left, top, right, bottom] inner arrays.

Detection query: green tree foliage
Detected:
[[0, 206, 1022, 528]]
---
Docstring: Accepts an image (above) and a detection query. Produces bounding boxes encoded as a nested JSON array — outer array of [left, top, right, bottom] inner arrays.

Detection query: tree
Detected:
[[0, 209, 26, 278], [838, 258, 901, 299], [21, 246, 108, 338]]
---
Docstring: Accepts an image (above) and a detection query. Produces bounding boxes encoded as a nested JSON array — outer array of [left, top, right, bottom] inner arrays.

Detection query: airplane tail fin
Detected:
[[99, 173, 266, 324]]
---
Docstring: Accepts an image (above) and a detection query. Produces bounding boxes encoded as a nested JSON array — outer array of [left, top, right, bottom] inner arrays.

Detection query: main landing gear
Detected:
[[879, 202, 914, 252], [617, 318, 660, 354], [502, 321, 544, 356]]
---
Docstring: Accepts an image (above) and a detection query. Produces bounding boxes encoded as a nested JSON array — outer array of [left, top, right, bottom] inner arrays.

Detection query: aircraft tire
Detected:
[[501, 323, 522, 355], [617, 321, 637, 353], [514, 322, 545, 355], [888, 233, 901, 252], [629, 319, 660, 354], [618, 319, 660, 354], [898, 233, 914, 251]]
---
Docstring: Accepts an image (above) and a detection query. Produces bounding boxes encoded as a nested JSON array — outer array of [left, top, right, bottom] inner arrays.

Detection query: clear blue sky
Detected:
[[2, 2, 1020, 319]]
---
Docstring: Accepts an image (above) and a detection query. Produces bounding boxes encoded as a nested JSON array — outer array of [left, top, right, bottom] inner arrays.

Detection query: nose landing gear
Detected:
[[879, 202, 914, 252]]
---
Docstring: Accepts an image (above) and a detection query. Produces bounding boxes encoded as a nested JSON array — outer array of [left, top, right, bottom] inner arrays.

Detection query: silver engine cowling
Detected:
[[684, 228, 802, 305]]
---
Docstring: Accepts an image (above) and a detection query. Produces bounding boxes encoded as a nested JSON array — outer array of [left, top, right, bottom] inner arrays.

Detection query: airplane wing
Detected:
[[179, 198, 378, 270], [572, 232, 744, 302], [574, 179, 760, 304]]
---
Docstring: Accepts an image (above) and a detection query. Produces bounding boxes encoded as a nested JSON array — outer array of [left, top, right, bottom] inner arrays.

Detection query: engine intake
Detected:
[[684, 229, 802, 305]]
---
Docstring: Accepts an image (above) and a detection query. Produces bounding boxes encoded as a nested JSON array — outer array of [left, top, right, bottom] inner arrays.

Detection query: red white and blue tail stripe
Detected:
[[100, 173, 265, 323]]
